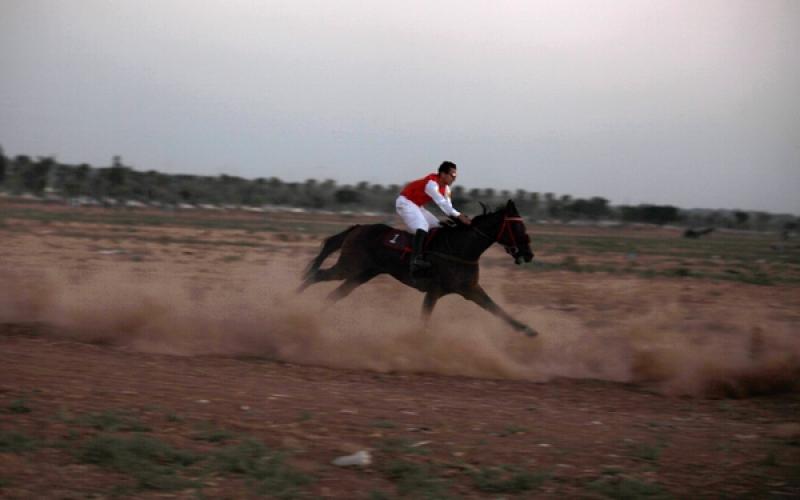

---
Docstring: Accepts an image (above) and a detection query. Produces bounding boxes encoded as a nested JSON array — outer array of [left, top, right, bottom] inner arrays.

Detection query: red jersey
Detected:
[[400, 173, 447, 206]]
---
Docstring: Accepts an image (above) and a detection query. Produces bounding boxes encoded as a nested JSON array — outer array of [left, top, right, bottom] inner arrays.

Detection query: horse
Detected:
[[297, 200, 538, 337]]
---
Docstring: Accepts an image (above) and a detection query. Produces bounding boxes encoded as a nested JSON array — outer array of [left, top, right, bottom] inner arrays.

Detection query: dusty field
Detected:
[[1, 201, 799, 499]]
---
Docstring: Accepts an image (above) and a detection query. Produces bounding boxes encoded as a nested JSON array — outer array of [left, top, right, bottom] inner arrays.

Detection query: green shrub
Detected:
[[0, 430, 37, 453], [384, 460, 450, 499], [472, 465, 549, 493], [209, 440, 311, 499], [587, 475, 672, 499], [73, 411, 151, 432], [77, 434, 200, 491]]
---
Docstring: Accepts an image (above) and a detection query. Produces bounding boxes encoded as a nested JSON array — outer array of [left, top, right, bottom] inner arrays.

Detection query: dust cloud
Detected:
[[1, 264, 798, 398]]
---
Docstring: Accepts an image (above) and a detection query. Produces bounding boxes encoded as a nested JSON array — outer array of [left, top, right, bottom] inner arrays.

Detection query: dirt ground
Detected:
[[1, 203, 799, 498]]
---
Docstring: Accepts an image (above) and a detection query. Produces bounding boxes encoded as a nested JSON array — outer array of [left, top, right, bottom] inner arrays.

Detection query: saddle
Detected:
[[381, 228, 439, 261]]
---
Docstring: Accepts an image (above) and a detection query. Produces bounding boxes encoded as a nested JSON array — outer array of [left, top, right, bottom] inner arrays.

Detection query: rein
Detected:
[[426, 213, 526, 266]]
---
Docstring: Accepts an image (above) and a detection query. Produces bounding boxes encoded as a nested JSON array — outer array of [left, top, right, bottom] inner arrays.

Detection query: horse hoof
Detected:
[[522, 326, 538, 338]]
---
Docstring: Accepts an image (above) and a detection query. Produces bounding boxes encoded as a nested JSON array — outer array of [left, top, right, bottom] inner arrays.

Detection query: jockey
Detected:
[[396, 161, 471, 274]]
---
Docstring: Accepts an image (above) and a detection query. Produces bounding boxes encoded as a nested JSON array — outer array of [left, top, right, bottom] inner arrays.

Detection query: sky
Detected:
[[1, 0, 798, 214]]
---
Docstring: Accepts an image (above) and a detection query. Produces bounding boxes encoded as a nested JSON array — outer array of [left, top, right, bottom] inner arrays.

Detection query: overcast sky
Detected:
[[1, 0, 798, 214]]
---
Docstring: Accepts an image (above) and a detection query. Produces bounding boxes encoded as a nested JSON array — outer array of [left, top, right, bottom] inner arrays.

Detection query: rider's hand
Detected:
[[457, 214, 471, 225]]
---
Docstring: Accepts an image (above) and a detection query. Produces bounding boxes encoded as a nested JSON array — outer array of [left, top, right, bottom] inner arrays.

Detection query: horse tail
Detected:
[[303, 225, 360, 280]]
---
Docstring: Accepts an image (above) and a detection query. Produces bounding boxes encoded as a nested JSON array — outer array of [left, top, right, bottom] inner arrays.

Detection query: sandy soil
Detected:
[[1, 205, 799, 498]]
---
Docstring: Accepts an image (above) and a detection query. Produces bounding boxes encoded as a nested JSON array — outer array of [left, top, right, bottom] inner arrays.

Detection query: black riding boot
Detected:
[[410, 229, 432, 274]]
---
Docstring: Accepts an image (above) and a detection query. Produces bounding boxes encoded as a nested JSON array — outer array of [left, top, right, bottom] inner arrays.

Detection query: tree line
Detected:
[[0, 148, 794, 231]]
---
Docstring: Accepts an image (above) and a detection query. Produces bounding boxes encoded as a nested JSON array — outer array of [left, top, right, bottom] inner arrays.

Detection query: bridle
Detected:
[[472, 215, 529, 256]]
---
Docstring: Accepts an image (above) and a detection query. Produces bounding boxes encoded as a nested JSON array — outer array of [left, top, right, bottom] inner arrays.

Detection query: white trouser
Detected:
[[396, 195, 441, 232]]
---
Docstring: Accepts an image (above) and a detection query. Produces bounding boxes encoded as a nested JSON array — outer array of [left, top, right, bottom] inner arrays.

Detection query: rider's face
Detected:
[[440, 169, 457, 186]]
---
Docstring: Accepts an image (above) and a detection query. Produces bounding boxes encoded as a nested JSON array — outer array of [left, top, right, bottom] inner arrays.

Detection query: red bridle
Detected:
[[473, 215, 529, 251], [496, 216, 526, 248]]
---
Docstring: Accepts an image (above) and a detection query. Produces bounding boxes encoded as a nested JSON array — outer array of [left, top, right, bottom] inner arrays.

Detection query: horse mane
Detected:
[[475, 202, 510, 222], [435, 202, 507, 236]]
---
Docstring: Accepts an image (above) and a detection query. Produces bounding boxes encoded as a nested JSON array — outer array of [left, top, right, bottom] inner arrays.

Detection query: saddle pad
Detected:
[[381, 228, 441, 256], [382, 229, 412, 253]]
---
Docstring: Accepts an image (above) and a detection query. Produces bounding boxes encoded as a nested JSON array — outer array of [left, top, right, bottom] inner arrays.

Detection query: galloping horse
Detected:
[[298, 200, 538, 337]]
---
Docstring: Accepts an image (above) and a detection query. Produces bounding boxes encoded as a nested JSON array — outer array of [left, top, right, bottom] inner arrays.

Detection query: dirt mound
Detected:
[[2, 265, 798, 398]]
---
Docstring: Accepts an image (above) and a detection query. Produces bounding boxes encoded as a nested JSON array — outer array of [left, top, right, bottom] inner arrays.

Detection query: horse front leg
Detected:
[[461, 285, 538, 337]]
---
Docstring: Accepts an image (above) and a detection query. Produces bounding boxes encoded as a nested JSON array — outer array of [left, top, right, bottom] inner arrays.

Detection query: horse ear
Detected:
[[479, 202, 488, 215]]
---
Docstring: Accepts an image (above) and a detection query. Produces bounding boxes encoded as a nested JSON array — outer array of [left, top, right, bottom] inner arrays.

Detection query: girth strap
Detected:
[[426, 251, 479, 266]]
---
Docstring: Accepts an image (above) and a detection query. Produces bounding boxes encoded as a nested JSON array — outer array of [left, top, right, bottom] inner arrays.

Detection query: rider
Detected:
[[396, 161, 471, 274]]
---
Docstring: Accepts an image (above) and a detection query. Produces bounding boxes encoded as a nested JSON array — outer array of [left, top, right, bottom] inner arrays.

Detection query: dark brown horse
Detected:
[[298, 200, 538, 337]]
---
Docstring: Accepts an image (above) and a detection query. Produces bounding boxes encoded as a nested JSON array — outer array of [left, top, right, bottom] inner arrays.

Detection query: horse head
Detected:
[[471, 200, 534, 265], [499, 200, 534, 264]]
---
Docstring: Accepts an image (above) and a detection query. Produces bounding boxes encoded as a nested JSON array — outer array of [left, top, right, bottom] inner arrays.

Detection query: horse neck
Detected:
[[436, 213, 503, 260]]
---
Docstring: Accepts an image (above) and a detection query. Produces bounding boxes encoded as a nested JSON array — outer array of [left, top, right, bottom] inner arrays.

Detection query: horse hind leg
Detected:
[[298, 225, 361, 293], [297, 264, 350, 293], [326, 270, 379, 302]]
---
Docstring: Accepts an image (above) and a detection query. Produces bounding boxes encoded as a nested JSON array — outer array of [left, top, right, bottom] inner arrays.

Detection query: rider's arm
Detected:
[[424, 180, 460, 217]]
